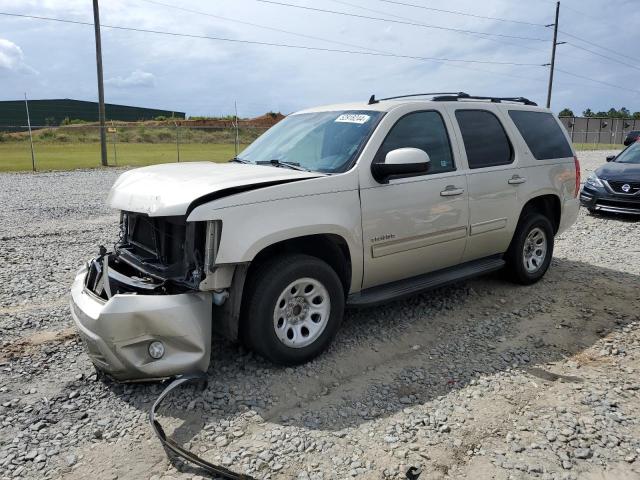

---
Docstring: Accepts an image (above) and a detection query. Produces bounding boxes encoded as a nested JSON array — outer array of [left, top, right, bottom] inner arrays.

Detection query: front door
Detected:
[[359, 108, 469, 289]]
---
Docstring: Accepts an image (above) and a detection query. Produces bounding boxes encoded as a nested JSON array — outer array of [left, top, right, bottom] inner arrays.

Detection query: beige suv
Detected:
[[70, 93, 580, 381]]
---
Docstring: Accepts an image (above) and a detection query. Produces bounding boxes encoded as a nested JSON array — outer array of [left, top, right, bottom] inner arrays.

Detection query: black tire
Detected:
[[587, 207, 597, 214], [505, 213, 554, 285], [241, 254, 345, 365]]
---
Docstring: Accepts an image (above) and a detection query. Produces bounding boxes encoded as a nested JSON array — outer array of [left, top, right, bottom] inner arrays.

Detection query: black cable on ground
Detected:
[[149, 373, 256, 480]]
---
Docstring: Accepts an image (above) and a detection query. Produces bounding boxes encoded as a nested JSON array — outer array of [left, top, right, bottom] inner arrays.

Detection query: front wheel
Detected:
[[505, 213, 554, 285], [241, 254, 345, 365]]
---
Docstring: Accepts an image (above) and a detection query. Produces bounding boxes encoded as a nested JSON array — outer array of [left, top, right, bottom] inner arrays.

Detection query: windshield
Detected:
[[615, 142, 640, 164], [237, 110, 383, 173]]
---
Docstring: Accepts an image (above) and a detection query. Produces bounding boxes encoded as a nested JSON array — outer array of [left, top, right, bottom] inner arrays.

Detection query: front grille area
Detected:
[[115, 211, 206, 291], [122, 212, 188, 264], [607, 181, 640, 195]]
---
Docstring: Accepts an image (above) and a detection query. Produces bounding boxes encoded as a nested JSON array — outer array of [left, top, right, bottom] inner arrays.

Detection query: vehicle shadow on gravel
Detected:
[[102, 257, 640, 455]]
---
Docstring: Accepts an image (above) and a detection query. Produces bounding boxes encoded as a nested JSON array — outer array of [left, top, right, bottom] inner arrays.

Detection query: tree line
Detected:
[[559, 107, 640, 119]]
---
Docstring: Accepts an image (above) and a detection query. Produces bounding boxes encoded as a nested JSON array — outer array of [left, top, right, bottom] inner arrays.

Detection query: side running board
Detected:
[[347, 256, 505, 307]]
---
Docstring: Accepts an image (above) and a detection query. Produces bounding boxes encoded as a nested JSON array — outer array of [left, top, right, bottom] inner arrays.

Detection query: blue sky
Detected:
[[1, 0, 639, 118]]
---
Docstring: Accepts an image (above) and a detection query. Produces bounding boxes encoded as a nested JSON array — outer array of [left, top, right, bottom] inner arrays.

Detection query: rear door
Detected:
[[448, 106, 523, 261], [359, 106, 469, 289]]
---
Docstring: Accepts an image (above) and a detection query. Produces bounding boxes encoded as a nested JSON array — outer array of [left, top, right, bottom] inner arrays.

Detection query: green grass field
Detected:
[[0, 143, 244, 172], [0, 140, 625, 172]]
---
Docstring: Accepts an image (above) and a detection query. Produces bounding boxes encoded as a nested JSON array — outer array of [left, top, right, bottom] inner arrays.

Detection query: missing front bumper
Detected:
[[70, 265, 212, 381]]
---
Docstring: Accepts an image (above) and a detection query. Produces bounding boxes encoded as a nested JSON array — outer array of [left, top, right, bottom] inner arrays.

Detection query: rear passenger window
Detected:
[[455, 110, 513, 169], [509, 110, 573, 160], [376, 111, 454, 174]]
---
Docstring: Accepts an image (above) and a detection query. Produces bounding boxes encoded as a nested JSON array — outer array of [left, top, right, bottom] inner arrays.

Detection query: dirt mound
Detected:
[[0, 327, 77, 362]]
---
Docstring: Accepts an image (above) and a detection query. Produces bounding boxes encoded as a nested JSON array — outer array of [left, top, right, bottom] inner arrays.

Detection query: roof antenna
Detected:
[[368, 94, 378, 105]]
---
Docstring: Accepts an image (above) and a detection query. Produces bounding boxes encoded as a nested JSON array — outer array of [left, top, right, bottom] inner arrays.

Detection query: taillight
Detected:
[[573, 155, 581, 197]]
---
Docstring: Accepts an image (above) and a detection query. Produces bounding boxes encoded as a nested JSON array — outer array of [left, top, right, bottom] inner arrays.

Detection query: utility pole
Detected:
[[93, 0, 108, 166], [546, 1, 561, 109], [24, 93, 36, 172], [174, 121, 180, 162], [234, 101, 240, 157]]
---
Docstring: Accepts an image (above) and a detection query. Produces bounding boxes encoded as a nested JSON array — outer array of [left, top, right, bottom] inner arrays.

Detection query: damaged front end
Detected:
[[70, 212, 216, 381]]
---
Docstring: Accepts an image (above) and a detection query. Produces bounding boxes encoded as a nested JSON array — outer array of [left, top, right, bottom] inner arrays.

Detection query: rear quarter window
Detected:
[[508, 110, 573, 160]]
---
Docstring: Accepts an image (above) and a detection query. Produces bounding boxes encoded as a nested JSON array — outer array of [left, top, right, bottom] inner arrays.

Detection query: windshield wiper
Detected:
[[229, 157, 251, 164], [256, 159, 310, 172]]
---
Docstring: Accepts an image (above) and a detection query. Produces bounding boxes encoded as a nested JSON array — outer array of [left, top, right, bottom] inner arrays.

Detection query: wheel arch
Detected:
[[517, 193, 561, 234], [247, 233, 352, 296]]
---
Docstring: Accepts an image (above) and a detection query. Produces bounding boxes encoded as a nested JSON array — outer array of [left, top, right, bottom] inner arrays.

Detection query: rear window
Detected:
[[508, 110, 573, 160], [455, 110, 513, 169]]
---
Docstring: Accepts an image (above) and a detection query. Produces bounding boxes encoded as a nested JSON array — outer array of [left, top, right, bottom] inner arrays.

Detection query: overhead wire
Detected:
[[376, 0, 546, 27], [4, 4, 638, 104], [553, 67, 640, 95], [564, 42, 640, 72], [253, 0, 550, 42], [558, 29, 640, 64], [137, 0, 394, 55], [326, 0, 552, 58], [134, 0, 549, 84], [0, 11, 544, 66]]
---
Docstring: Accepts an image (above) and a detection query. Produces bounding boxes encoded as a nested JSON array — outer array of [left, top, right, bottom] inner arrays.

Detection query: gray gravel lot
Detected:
[[1, 150, 639, 480]]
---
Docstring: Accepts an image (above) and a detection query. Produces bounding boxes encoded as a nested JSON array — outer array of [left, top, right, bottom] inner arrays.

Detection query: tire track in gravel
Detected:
[[263, 261, 640, 430]]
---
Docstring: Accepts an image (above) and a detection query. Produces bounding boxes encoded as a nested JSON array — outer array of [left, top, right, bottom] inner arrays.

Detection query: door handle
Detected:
[[440, 185, 465, 196], [508, 175, 527, 185]]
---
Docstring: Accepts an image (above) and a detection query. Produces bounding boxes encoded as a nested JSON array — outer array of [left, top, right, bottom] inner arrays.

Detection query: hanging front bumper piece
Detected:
[[70, 260, 212, 382]]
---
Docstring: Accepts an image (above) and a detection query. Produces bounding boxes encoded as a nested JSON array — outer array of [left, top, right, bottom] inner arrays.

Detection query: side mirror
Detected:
[[606, 155, 615, 162], [371, 148, 430, 183]]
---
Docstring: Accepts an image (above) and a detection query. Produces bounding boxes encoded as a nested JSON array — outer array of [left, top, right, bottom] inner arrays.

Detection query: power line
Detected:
[[565, 42, 640, 72], [327, 0, 551, 56], [539, 0, 601, 22], [137, 1, 551, 85], [338, 0, 605, 67], [253, 0, 550, 42], [554, 67, 640, 95], [137, 0, 391, 55], [0, 11, 544, 66], [139, 0, 549, 85], [558, 29, 640, 64], [376, 0, 546, 27]]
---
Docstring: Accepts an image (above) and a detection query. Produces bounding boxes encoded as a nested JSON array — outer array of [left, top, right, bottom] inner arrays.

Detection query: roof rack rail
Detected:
[[368, 92, 468, 105], [368, 92, 537, 106], [432, 93, 537, 106]]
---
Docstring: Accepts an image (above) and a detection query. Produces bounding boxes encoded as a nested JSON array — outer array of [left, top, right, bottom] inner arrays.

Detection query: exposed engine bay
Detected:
[[86, 211, 207, 299]]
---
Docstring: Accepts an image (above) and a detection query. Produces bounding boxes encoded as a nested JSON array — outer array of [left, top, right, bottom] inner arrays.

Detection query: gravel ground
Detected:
[[1, 150, 639, 480]]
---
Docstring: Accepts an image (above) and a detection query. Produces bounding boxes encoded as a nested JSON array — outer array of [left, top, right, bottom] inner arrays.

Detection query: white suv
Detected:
[[70, 92, 580, 381]]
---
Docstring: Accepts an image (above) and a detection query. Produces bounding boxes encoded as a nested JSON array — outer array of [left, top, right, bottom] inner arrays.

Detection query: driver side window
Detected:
[[375, 111, 455, 174]]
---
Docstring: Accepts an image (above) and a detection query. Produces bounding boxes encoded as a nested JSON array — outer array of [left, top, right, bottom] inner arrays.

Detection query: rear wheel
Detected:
[[241, 254, 344, 365], [505, 213, 554, 285]]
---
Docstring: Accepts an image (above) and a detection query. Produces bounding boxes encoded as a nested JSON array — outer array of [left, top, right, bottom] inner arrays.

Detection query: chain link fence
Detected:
[[1, 119, 630, 171], [0, 124, 270, 172]]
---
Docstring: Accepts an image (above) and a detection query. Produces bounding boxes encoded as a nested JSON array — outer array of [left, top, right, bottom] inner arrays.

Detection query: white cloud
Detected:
[[0, 38, 37, 74], [106, 69, 156, 88]]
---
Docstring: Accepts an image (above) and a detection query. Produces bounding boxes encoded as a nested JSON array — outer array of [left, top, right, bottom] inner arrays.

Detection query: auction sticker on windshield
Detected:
[[335, 114, 371, 124]]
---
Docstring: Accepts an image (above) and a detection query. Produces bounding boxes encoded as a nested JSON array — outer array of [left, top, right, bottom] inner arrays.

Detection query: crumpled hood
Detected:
[[596, 162, 640, 181], [107, 162, 321, 216]]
